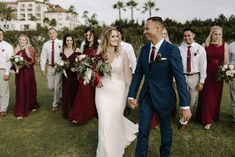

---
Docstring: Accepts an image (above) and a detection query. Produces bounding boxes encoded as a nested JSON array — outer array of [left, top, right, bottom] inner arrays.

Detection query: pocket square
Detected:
[[161, 57, 167, 60]]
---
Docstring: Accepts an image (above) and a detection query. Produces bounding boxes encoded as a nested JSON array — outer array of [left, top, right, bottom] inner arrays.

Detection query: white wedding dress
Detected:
[[95, 52, 138, 157]]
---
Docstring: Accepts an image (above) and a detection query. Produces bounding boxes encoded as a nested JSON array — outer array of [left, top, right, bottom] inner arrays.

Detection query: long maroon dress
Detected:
[[197, 44, 224, 125], [14, 48, 39, 117], [61, 51, 79, 119], [68, 47, 97, 124]]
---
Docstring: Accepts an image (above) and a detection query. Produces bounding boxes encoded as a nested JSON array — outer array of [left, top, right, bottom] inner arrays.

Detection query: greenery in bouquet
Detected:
[[95, 55, 112, 78], [9, 55, 28, 73], [73, 54, 112, 86], [218, 64, 235, 83], [55, 60, 71, 78]]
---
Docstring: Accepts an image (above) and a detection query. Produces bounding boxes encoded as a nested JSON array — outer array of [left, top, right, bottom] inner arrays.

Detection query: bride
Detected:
[[95, 26, 138, 157]]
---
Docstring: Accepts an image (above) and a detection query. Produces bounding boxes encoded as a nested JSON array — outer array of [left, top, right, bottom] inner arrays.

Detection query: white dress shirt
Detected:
[[40, 39, 62, 71], [149, 38, 164, 62], [229, 41, 235, 64], [179, 42, 207, 83], [0, 40, 14, 75], [120, 41, 137, 73]]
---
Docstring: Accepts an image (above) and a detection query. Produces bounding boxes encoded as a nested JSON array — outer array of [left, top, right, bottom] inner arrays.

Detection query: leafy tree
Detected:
[[49, 18, 57, 27], [142, 0, 159, 17], [0, 2, 16, 21], [126, 0, 138, 21], [82, 10, 99, 27], [113, 1, 126, 21], [68, 5, 77, 14]]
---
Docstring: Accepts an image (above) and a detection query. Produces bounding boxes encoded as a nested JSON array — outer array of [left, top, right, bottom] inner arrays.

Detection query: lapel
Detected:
[[149, 40, 168, 73], [143, 43, 151, 74]]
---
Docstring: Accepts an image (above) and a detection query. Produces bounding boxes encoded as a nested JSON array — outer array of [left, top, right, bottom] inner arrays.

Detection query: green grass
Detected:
[[0, 65, 235, 157]]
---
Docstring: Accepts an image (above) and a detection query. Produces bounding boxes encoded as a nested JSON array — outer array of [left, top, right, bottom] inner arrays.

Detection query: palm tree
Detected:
[[142, 0, 159, 17], [126, 0, 138, 21], [113, 1, 126, 21], [68, 5, 77, 14], [0, 2, 16, 21]]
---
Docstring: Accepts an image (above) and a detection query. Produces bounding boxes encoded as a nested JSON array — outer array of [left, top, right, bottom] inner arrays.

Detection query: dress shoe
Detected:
[[16, 117, 23, 120], [0, 111, 7, 117], [72, 120, 78, 124], [178, 124, 187, 131], [204, 124, 212, 130], [32, 109, 37, 112], [230, 122, 235, 128], [51, 106, 58, 112]]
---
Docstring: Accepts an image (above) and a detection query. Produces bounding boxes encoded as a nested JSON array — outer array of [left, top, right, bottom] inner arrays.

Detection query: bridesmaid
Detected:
[[61, 34, 79, 119], [197, 26, 229, 129], [13, 34, 39, 119], [68, 29, 98, 124]]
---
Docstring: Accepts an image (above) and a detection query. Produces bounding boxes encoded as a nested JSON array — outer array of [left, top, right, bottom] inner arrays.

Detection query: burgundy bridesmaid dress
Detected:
[[68, 47, 97, 124], [14, 48, 39, 117], [60, 51, 79, 118], [197, 44, 224, 125]]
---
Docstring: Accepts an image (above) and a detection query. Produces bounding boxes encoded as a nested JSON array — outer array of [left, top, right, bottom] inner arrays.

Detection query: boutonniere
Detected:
[[155, 53, 162, 62], [194, 49, 199, 56]]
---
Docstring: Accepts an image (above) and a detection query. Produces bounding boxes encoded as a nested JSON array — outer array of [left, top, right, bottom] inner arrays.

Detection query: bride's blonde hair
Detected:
[[99, 26, 120, 61]]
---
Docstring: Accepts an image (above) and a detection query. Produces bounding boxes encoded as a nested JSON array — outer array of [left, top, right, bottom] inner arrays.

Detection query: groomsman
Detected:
[[40, 28, 62, 112], [229, 41, 235, 128], [178, 28, 207, 130], [0, 28, 14, 117]]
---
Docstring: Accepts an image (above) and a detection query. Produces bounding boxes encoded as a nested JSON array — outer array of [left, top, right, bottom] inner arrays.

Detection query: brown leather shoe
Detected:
[[230, 122, 235, 128], [178, 124, 187, 131], [0, 111, 7, 117], [51, 106, 58, 112]]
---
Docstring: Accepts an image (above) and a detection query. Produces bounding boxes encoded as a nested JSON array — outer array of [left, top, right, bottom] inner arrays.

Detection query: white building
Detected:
[[0, 0, 78, 31]]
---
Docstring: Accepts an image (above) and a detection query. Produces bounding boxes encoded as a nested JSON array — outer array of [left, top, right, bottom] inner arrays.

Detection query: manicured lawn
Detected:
[[0, 65, 235, 157]]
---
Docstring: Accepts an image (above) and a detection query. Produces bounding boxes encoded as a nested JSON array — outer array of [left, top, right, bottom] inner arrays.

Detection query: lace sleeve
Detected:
[[122, 50, 132, 88]]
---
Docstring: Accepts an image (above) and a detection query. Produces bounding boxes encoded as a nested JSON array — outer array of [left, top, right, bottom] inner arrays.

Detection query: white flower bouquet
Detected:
[[9, 55, 28, 73], [218, 64, 235, 82], [55, 60, 71, 78]]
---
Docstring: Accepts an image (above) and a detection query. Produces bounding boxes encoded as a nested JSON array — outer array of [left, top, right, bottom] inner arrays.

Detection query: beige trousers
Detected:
[[47, 66, 62, 107], [0, 69, 9, 112]]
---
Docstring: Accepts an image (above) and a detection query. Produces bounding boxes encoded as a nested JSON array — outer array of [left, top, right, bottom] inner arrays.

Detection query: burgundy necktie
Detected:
[[187, 46, 191, 72], [150, 46, 156, 63], [51, 40, 55, 67]]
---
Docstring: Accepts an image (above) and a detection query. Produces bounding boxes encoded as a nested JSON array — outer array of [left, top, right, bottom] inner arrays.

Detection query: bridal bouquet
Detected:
[[9, 55, 28, 73], [73, 54, 112, 86], [55, 60, 71, 78], [218, 64, 235, 82]]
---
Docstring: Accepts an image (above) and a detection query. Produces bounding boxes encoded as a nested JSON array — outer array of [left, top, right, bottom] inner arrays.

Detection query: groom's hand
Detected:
[[128, 98, 138, 109], [179, 108, 192, 122]]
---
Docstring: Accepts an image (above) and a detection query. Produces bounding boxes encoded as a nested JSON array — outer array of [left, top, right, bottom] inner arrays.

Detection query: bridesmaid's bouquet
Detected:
[[73, 54, 111, 86], [55, 60, 71, 78], [9, 55, 28, 73], [218, 64, 235, 82]]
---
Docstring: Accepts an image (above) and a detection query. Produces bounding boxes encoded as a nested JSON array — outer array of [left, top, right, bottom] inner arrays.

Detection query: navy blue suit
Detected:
[[128, 40, 189, 157]]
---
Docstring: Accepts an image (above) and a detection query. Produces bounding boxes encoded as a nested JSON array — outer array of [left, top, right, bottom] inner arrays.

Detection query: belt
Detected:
[[48, 64, 55, 67], [184, 72, 199, 76]]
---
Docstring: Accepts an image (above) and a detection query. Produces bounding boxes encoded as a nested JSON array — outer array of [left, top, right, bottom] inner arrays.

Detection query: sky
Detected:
[[4, 0, 235, 25]]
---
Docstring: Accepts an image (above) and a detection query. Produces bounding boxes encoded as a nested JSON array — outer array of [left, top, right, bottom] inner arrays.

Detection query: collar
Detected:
[[151, 38, 164, 50]]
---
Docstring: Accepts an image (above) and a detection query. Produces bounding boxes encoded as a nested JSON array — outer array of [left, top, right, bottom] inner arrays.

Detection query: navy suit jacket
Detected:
[[128, 40, 189, 110]]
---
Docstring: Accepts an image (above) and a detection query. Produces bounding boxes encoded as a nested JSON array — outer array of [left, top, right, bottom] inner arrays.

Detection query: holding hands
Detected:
[[128, 98, 138, 109]]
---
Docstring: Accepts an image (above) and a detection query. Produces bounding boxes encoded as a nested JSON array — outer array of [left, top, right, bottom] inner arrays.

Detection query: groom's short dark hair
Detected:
[[147, 16, 165, 28]]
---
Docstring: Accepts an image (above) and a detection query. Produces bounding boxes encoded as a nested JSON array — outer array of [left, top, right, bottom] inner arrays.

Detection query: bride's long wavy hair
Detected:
[[99, 26, 120, 61]]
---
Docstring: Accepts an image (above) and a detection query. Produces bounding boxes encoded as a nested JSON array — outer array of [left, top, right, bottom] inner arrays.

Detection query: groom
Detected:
[[128, 16, 192, 157]]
